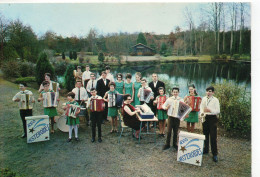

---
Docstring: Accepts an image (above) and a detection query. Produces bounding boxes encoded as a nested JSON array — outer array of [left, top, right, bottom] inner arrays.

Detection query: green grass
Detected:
[[0, 77, 251, 177]]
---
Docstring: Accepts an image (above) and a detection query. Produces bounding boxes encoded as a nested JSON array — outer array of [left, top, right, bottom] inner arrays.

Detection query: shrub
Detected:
[[79, 57, 84, 63], [1, 61, 21, 78], [212, 81, 251, 138], [211, 55, 220, 60], [54, 61, 68, 76], [69, 51, 73, 60], [35, 52, 55, 85], [62, 52, 65, 60], [64, 64, 76, 91], [15, 77, 36, 83], [19, 62, 36, 77], [233, 54, 240, 60], [221, 54, 227, 60], [73, 51, 77, 60], [98, 52, 105, 63]]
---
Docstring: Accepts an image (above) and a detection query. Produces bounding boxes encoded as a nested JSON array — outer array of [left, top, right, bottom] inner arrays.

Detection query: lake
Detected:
[[58, 61, 251, 98]]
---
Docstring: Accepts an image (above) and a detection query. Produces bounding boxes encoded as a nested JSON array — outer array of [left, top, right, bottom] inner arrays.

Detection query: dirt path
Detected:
[[0, 78, 251, 177]]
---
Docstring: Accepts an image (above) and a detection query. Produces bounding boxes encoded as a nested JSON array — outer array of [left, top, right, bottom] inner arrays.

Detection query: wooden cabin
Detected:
[[131, 43, 156, 56]]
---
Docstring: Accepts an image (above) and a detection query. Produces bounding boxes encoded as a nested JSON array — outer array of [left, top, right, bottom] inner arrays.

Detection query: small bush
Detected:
[[19, 62, 36, 77], [211, 55, 220, 60], [79, 57, 84, 63], [221, 54, 227, 60], [86, 52, 93, 55], [212, 81, 251, 138], [233, 54, 240, 60], [64, 64, 76, 91], [54, 61, 68, 76], [1, 61, 21, 78], [15, 77, 36, 84], [98, 52, 105, 63]]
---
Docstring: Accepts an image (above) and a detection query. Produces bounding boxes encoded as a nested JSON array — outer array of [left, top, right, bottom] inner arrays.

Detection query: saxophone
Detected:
[[199, 112, 207, 122]]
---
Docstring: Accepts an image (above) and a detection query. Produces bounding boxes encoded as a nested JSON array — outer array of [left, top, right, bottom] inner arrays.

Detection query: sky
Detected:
[[0, 2, 250, 38]]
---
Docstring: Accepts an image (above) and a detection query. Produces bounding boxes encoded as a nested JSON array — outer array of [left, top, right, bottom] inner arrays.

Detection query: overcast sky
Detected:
[[0, 3, 251, 37]]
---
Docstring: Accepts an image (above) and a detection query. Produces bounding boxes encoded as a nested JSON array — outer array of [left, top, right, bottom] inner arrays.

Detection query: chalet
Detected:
[[131, 43, 156, 56]]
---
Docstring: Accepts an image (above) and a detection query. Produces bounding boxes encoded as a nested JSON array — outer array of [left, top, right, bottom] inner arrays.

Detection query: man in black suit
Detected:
[[96, 71, 110, 122], [148, 73, 165, 115]]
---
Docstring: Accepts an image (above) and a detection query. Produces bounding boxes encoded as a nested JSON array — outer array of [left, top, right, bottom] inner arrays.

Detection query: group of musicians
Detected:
[[12, 64, 220, 163]]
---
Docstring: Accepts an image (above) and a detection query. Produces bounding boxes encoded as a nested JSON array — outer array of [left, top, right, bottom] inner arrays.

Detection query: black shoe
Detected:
[[98, 138, 102, 143], [162, 144, 170, 150], [91, 138, 95, 143], [213, 155, 218, 162], [203, 149, 209, 154], [75, 138, 79, 141], [67, 138, 72, 142], [173, 145, 178, 151], [21, 134, 27, 138]]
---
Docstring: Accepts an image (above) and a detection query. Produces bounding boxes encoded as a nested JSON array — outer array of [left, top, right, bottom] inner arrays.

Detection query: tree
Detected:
[[64, 64, 75, 91], [62, 52, 65, 59], [136, 32, 147, 45], [35, 52, 55, 85], [98, 52, 105, 63], [73, 51, 77, 60], [0, 13, 9, 62], [160, 42, 167, 56], [168, 32, 176, 51], [69, 51, 73, 59]]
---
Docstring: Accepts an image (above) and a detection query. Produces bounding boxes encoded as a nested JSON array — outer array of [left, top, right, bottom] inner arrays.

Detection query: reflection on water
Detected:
[[58, 62, 251, 98]]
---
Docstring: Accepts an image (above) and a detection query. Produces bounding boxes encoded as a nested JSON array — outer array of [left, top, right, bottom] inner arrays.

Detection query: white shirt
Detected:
[[86, 79, 97, 92], [82, 70, 91, 81], [162, 96, 184, 116], [153, 81, 158, 88], [200, 96, 220, 115], [72, 87, 88, 101], [12, 90, 35, 110]]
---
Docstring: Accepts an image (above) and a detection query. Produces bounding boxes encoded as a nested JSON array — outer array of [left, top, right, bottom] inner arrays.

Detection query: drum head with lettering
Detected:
[[57, 115, 69, 132]]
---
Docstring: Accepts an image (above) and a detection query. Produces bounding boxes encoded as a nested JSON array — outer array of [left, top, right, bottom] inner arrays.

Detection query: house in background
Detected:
[[130, 43, 156, 56]]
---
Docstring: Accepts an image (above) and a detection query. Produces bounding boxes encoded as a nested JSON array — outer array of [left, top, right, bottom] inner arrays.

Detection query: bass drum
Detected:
[[57, 115, 69, 132]]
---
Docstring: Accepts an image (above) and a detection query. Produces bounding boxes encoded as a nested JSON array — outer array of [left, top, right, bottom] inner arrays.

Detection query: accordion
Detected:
[[157, 95, 167, 110], [73, 70, 82, 79], [186, 96, 201, 112], [116, 94, 124, 108], [140, 89, 154, 103], [42, 92, 58, 108], [108, 92, 116, 108], [19, 93, 33, 109], [90, 99, 105, 112], [136, 104, 154, 119], [170, 100, 192, 121], [52, 82, 59, 93], [65, 104, 81, 118]]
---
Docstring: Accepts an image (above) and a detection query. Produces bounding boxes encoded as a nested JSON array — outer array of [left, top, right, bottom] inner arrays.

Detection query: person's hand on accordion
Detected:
[[38, 97, 43, 102]]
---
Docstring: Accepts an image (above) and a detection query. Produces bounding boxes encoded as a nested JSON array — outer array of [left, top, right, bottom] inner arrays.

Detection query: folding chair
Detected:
[[118, 111, 134, 143]]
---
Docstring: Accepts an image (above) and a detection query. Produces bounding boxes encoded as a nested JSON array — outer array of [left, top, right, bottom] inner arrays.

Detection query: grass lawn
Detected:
[[0, 77, 251, 177]]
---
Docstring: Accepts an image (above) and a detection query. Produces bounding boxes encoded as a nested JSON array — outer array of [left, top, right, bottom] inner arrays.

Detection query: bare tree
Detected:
[[229, 3, 238, 55], [239, 2, 245, 54], [184, 7, 194, 55]]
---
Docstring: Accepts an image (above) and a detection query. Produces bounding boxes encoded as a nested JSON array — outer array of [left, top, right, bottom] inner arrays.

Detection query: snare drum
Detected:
[[57, 115, 69, 132]]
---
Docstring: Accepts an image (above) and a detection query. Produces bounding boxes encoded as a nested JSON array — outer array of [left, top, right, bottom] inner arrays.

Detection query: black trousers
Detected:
[[166, 116, 180, 147], [103, 102, 108, 121], [203, 115, 218, 156], [90, 111, 102, 138], [20, 109, 32, 135]]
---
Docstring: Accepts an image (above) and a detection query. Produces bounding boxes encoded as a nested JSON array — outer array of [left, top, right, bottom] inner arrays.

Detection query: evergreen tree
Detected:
[[137, 32, 147, 45], [73, 51, 77, 60], [35, 52, 55, 85], [160, 42, 167, 55], [69, 51, 73, 59], [64, 64, 75, 91], [62, 52, 65, 59], [98, 52, 105, 63]]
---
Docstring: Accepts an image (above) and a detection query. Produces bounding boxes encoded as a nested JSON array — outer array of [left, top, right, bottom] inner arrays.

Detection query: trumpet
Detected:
[[199, 112, 207, 122]]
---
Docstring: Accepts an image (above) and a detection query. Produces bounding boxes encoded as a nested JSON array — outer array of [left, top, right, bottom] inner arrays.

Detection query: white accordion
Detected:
[[170, 100, 192, 121], [42, 92, 58, 108], [19, 93, 34, 109], [140, 88, 154, 103], [108, 92, 116, 108]]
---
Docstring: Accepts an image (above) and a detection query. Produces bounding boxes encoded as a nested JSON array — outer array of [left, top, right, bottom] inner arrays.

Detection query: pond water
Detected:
[[58, 61, 251, 98]]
